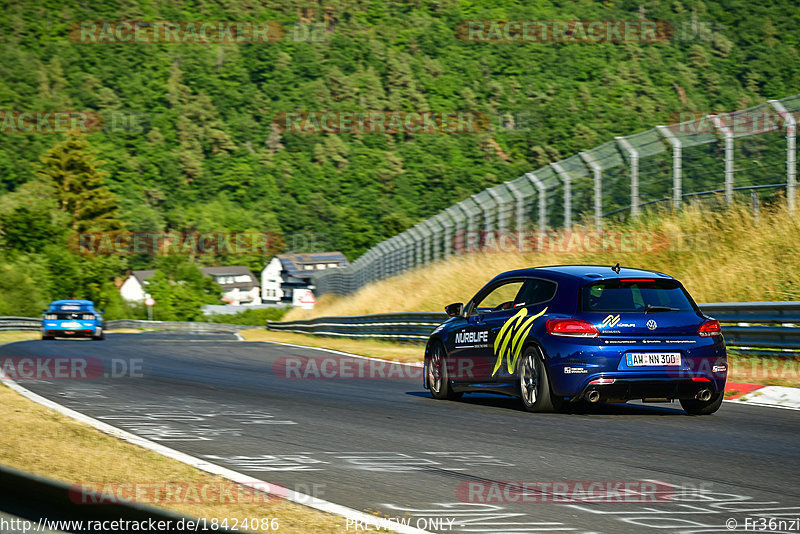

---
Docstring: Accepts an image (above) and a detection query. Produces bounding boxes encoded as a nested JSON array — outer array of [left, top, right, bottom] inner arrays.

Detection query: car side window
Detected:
[[471, 281, 525, 314], [514, 278, 557, 307]]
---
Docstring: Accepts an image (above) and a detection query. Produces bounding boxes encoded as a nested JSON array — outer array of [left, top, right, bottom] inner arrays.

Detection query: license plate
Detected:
[[61, 321, 82, 328], [626, 352, 682, 366]]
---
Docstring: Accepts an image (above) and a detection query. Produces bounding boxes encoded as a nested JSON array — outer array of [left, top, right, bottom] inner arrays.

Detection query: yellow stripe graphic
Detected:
[[491, 306, 548, 376]]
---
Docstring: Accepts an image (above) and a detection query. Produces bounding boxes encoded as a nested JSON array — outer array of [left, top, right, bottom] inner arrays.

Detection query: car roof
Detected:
[[50, 300, 94, 305], [496, 264, 673, 282]]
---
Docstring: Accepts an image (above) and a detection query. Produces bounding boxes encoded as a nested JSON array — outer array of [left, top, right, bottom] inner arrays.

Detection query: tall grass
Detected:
[[287, 200, 800, 320]]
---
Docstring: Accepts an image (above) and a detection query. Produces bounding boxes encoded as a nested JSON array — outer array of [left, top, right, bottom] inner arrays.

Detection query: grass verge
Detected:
[[0, 334, 359, 533]]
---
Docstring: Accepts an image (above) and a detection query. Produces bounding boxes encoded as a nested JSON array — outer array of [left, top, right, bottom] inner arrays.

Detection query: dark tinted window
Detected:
[[52, 304, 92, 312], [515, 278, 557, 307], [581, 279, 695, 313]]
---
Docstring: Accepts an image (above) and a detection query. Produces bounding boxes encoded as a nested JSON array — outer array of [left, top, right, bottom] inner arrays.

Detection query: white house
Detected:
[[119, 269, 155, 303], [261, 252, 349, 304], [121, 266, 262, 306]]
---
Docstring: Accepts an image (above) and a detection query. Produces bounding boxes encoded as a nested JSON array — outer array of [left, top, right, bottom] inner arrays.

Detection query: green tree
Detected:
[[35, 135, 121, 232]]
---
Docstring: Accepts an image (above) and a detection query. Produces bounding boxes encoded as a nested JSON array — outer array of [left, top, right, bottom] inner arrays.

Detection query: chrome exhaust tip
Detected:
[[586, 390, 601, 403], [695, 389, 712, 402]]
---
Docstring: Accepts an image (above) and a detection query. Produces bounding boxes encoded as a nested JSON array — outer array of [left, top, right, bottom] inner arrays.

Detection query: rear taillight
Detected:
[[698, 319, 722, 337], [546, 319, 599, 338]]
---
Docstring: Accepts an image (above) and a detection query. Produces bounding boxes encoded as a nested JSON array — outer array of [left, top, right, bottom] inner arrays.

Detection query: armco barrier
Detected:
[[267, 312, 449, 341], [0, 317, 251, 333], [104, 319, 251, 332], [267, 302, 800, 352]]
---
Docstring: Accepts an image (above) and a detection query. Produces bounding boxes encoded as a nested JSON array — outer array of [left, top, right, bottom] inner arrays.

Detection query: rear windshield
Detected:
[[581, 279, 696, 313], [51, 304, 93, 312]]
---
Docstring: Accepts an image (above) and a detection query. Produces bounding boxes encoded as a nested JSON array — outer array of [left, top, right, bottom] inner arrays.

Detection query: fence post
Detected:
[[407, 227, 423, 268], [616, 136, 639, 217], [710, 115, 734, 204], [420, 220, 434, 266], [445, 206, 463, 254], [504, 181, 525, 233], [486, 187, 507, 231], [769, 99, 797, 216], [428, 217, 442, 262], [525, 172, 547, 231], [472, 193, 493, 232], [438, 212, 454, 257], [579, 151, 602, 229], [656, 125, 682, 210], [550, 162, 572, 228]]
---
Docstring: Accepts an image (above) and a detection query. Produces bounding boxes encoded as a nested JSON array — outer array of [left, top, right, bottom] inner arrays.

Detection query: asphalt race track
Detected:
[[3, 332, 799, 533]]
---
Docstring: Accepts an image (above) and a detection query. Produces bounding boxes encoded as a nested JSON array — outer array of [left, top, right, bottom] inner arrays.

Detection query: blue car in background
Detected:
[[42, 300, 104, 340], [424, 265, 727, 415]]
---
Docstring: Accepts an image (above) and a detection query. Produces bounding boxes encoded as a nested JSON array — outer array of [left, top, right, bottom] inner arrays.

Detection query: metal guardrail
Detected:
[[0, 317, 252, 333], [267, 302, 800, 352], [267, 312, 449, 341], [0, 316, 43, 331], [105, 319, 251, 332]]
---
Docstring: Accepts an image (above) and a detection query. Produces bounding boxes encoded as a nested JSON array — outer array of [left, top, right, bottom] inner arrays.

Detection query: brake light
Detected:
[[546, 319, 599, 338], [698, 319, 722, 337]]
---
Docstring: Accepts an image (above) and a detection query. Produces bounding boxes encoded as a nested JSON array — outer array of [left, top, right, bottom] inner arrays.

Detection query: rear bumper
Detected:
[[43, 322, 100, 337], [577, 377, 723, 402], [44, 329, 96, 337]]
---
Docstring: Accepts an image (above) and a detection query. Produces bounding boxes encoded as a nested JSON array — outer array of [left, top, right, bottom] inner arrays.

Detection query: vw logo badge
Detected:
[[646, 319, 657, 330]]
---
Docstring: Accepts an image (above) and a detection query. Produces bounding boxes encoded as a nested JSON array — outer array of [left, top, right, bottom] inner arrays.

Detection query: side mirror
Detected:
[[445, 302, 463, 317]]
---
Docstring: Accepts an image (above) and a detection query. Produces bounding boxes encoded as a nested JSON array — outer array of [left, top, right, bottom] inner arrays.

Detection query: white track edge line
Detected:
[[1, 376, 432, 534]]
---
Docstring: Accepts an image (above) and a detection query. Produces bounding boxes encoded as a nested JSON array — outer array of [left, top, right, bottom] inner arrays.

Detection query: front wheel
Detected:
[[427, 342, 461, 401], [680, 392, 724, 415], [518, 347, 563, 413]]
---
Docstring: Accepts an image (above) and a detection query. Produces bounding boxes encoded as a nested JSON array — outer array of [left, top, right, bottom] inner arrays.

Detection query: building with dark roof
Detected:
[[261, 252, 349, 304]]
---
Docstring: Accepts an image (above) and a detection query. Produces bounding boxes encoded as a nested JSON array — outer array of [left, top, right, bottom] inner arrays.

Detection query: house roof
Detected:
[[130, 270, 156, 285], [128, 266, 258, 290], [201, 266, 259, 290], [276, 252, 349, 279]]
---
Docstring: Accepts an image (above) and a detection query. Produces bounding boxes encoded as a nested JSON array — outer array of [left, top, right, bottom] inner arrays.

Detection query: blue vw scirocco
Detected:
[[424, 265, 727, 415]]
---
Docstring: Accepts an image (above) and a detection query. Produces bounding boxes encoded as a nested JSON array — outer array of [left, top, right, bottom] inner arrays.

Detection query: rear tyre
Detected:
[[518, 346, 563, 413], [427, 341, 462, 401], [680, 392, 724, 415]]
